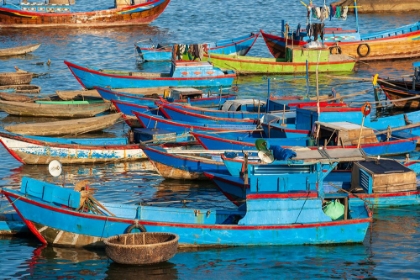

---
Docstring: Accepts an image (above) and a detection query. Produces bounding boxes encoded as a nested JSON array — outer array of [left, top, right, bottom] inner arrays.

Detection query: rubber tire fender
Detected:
[[125, 223, 147, 233], [357, 43, 370, 57], [329, 46, 342, 54]]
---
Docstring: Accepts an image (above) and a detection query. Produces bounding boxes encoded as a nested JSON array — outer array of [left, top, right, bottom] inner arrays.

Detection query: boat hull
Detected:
[[208, 53, 355, 75], [142, 145, 228, 180], [65, 60, 236, 90], [3, 188, 371, 247], [0, 0, 170, 28], [261, 27, 420, 61], [0, 134, 147, 164]]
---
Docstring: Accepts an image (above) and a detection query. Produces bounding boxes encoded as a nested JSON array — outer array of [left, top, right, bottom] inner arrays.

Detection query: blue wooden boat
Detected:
[[0, 173, 371, 247], [191, 131, 309, 150], [141, 145, 229, 180], [96, 86, 236, 108], [134, 111, 258, 134], [156, 98, 345, 120], [65, 60, 236, 90], [158, 102, 261, 125], [0, 202, 28, 236], [155, 99, 268, 119], [191, 119, 419, 157], [277, 106, 420, 142], [0, 132, 147, 164], [112, 99, 159, 128], [135, 32, 259, 62], [214, 155, 420, 209]]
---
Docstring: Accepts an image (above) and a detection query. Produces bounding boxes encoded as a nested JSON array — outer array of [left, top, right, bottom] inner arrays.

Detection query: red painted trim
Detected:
[[0, 139, 25, 164], [350, 190, 420, 199], [4, 195, 47, 244], [247, 192, 319, 199], [0, 132, 140, 150]]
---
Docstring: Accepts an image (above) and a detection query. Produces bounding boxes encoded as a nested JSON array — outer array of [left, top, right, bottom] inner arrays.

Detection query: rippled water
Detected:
[[1, 0, 420, 278]]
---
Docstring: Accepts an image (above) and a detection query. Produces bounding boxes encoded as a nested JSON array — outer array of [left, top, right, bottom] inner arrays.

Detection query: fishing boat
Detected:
[[376, 62, 420, 110], [141, 144, 229, 180], [155, 99, 267, 119], [207, 46, 356, 75], [55, 87, 170, 100], [190, 118, 419, 157], [134, 111, 258, 133], [0, 0, 170, 28], [135, 32, 259, 62], [260, 19, 420, 61], [65, 60, 236, 90], [0, 169, 372, 247], [0, 43, 40, 57], [0, 131, 147, 164], [4, 112, 122, 136], [112, 99, 159, 128], [214, 153, 420, 208], [96, 86, 236, 108], [158, 102, 261, 125], [0, 99, 110, 117]]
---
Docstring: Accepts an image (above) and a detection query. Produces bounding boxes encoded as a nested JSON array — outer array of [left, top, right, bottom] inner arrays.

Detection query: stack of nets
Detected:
[[74, 180, 114, 216]]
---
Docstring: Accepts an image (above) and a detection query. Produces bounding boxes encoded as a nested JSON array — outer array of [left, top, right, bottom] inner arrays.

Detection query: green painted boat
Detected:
[[207, 46, 356, 75]]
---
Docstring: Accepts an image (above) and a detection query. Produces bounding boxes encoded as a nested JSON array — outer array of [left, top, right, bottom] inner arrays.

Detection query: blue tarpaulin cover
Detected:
[[271, 145, 297, 160]]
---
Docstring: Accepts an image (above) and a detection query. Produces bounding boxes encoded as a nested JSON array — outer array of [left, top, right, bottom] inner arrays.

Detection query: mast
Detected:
[[354, 0, 359, 32]]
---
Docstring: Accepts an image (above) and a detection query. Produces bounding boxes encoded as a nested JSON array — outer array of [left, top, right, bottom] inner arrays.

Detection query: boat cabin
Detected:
[[221, 99, 266, 112], [170, 61, 234, 78], [314, 121, 378, 147], [169, 88, 204, 101]]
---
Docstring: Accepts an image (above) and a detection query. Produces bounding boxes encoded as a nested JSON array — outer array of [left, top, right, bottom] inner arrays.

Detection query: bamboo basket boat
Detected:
[[0, 73, 33, 86], [104, 232, 179, 265]]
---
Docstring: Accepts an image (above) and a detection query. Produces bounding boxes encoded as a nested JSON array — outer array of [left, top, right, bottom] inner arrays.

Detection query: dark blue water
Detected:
[[1, 0, 420, 278]]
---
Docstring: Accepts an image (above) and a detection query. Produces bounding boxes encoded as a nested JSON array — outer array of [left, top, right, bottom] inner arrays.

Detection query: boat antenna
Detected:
[[266, 77, 270, 113], [354, 0, 360, 33]]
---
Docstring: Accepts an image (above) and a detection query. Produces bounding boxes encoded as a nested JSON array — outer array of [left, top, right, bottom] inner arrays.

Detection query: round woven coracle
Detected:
[[104, 232, 179, 265], [0, 73, 33, 86]]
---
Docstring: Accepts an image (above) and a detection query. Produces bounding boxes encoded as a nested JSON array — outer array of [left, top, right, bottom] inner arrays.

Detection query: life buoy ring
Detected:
[[361, 102, 372, 116], [125, 223, 147, 233], [357, 43, 370, 57], [329, 46, 342, 55]]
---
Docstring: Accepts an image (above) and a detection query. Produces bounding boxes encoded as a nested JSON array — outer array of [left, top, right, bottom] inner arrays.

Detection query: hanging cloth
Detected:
[[314, 7, 321, 19], [341, 6, 349, 20], [335, 6, 342, 18], [330, 5, 336, 20], [320, 6, 329, 21]]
